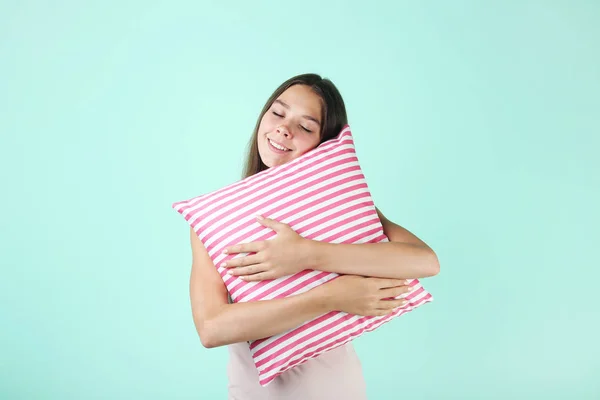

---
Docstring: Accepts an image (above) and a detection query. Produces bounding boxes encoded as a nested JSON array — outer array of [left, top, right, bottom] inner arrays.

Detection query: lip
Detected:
[[267, 138, 291, 154]]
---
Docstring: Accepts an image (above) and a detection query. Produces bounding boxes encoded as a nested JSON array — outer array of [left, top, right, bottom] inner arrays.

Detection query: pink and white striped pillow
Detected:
[[172, 125, 433, 386]]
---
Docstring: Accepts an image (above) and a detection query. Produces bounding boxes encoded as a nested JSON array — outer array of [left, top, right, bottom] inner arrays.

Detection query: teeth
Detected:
[[269, 139, 289, 151]]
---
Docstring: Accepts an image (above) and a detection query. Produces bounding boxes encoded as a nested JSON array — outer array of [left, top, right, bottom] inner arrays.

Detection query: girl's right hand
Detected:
[[319, 275, 412, 317]]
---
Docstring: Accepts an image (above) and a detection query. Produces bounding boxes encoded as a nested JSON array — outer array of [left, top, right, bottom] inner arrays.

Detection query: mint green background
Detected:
[[2, 1, 599, 399]]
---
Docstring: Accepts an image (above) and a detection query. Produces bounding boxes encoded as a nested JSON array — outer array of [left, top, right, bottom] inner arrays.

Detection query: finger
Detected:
[[240, 271, 275, 282], [372, 310, 391, 317], [223, 241, 263, 255], [227, 264, 269, 276], [379, 284, 413, 299], [222, 254, 262, 268], [375, 278, 410, 289], [377, 298, 408, 310], [370, 306, 403, 317], [256, 215, 288, 232]]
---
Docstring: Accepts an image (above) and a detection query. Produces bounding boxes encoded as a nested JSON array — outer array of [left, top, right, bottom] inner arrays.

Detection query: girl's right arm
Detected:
[[188, 227, 410, 348]]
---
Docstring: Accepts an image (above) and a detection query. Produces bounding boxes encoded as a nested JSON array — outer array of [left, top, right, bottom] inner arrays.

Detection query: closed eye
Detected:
[[272, 111, 312, 133]]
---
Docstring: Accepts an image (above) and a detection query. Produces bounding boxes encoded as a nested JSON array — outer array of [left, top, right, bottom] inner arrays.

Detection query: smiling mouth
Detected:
[[268, 138, 291, 152]]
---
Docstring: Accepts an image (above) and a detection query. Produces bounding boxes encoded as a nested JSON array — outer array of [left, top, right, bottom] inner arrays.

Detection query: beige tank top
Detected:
[[227, 341, 368, 400]]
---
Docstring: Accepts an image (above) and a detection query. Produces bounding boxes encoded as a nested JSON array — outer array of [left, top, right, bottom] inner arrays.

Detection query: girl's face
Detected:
[[257, 84, 323, 168]]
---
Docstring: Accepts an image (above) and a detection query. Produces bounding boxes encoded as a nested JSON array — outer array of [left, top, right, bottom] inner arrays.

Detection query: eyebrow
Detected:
[[274, 99, 321, 126]]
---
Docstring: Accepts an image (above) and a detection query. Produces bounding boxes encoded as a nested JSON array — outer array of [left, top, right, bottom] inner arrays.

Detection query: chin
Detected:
[[257, 148, 272, 168], [263, 158, 283, 168], [258, 142, 291, 168]]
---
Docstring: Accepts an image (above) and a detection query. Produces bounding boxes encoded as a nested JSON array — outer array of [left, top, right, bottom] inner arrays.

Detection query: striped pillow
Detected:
[[172, 125, 433, 386]]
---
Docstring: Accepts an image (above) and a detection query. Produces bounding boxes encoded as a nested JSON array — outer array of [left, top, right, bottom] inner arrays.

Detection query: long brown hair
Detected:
[[242, 73, 348, 179]]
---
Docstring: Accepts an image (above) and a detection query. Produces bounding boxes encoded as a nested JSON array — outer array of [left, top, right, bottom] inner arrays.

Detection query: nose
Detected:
[[276, 125, 292, 138]]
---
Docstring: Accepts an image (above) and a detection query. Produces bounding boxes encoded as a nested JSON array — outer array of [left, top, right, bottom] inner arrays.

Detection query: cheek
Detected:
[[259, 113, 276, 133], [295, 135, 320, 155]]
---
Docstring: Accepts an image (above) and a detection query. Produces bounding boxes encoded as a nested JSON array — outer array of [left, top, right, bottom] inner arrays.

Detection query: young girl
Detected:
[[188, 73, 440, 399]]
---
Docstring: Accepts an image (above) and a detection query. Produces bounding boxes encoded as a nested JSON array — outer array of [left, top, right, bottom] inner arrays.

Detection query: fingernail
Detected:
[[222, 249, 229, 254], [256, 215, 264, 220], [401, 300, 408, 305], [220, 262, 227, 268], [407, 286, 413, 291], [404, 279, 410, 285]]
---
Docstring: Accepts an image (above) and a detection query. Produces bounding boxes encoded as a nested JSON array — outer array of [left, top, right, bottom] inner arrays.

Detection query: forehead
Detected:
[[276, 85, 322, 116]]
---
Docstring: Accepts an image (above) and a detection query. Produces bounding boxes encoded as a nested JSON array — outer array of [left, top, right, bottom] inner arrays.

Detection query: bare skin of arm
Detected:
[[188, 227, 410, 348], [307, 207, 440, 279]]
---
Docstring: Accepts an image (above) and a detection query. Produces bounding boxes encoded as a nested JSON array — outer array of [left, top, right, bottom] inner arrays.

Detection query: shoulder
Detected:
[[375, 206, 431, 249], [189, 226, 209, 262]]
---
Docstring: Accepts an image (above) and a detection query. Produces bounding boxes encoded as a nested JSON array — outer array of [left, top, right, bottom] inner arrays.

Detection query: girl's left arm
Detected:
[[307, 207, 440, 279]]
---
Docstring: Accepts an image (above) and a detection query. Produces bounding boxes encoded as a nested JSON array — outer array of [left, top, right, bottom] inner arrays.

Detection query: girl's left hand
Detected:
[[222, 216, 313, 281]]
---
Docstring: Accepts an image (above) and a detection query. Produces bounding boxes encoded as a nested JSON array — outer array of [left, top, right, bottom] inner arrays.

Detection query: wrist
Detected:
[[306, 281, 336, 314], [302, 238, 324, 270]]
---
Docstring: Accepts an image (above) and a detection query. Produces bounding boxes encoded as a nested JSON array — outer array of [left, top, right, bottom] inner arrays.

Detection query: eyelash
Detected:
[[272, 111, 313, 133]]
